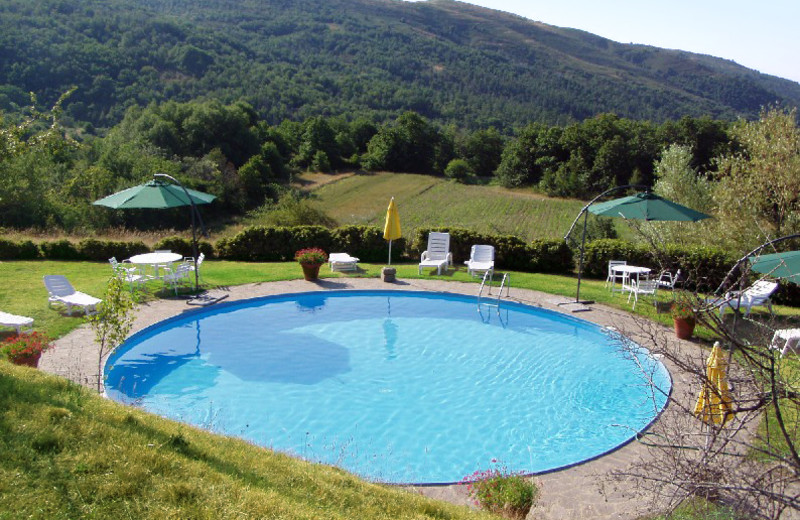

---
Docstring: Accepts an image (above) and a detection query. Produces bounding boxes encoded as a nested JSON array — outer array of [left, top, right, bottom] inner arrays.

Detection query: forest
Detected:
[[2, 91, 799, 254], [1, 0, 799, 132]]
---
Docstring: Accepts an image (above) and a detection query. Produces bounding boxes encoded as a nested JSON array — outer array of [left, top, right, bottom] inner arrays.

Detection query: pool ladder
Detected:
[[477, 270, 510, 306]]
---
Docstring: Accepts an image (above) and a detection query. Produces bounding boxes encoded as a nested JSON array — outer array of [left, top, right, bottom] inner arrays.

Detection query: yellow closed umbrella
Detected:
[[694, 342, 735, 426], [383, 197, 401, 265]]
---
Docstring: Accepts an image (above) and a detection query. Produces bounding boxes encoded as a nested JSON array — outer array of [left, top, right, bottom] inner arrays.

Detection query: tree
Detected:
[[604, 229, 800, 518], [649, 143, 713, 245], [88, 276, 134, 393], [461, 127, 504, 177], [712, 107, 800, 252]]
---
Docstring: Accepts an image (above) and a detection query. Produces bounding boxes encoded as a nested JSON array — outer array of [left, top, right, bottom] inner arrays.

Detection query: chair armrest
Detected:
[[421, 250, 430, 261]]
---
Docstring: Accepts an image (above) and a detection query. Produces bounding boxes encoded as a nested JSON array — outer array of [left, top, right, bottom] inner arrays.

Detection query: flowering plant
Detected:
[[295, 247, 328, 266], [1, 332, 52, 362], [460, 461, 538, 519], [670, 300, 695, 321]]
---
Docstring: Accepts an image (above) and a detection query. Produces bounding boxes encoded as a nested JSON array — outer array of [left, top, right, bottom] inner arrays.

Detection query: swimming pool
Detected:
[[105, 290, 671, 484]]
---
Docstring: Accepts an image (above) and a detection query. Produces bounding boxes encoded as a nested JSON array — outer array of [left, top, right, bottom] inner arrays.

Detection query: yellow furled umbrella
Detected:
[[694, 342, 735, 426], [383, 197, 402, 265]]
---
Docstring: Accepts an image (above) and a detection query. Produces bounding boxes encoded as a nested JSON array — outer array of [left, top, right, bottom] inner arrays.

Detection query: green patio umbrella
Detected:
[[749, 250, 800, 282], [93, 174, 216, 291], [565, 188, 711, 308], [93, 179, 216, 209], [588, 192, 711, 221]]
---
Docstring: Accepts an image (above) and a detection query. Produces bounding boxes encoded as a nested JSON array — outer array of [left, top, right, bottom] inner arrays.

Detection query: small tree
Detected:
[[88, 276, 134, 393]]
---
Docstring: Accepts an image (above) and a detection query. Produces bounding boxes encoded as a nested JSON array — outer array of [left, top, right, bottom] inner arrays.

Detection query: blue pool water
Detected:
[[105, 291, 671, 484]]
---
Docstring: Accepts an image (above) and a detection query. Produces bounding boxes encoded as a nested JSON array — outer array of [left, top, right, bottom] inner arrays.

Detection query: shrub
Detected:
[[40, 239, 81, 260], [331, 225, 402, 263], [461, 464, 538, 519], [0, 238, 40, 260], [1, 332, 52, 363], [444, 158, 471, 181]]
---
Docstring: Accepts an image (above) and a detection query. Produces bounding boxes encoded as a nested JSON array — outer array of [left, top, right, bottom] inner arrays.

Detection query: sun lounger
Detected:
[[419, 232, 452, 275], [43, 275, 102, 316], [329, 253, 359, 272], [0, 311, 34, 334]]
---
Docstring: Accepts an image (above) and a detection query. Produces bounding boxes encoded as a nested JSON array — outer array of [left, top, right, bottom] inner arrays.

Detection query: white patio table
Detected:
[[610, 264, 652, 294], [129, 252, 183, 280]]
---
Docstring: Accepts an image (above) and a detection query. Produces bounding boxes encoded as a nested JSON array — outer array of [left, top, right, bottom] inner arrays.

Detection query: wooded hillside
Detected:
[[1, 0, 798, 130]]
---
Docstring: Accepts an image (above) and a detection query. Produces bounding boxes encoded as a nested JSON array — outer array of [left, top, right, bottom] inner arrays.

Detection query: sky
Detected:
[[408, 0, 800, 84]]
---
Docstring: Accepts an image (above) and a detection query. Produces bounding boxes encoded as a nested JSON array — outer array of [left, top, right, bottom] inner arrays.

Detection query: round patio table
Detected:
[[611, 264, 651, 293], [129, 252, 183, 279]]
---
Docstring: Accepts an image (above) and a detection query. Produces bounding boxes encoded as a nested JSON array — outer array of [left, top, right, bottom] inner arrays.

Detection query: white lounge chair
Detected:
[[419, 232, 453, 275], [329, 253, 359, 272], [0, 311, 34, 334], [627, 279, 658, 311], [43, 275, 102, 315], [771, 328, 800, 357], [712, 279, 778, 318], [464, 245, 495, 277]]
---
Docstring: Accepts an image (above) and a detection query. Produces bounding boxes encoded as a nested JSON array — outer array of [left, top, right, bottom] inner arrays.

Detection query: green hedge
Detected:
[[0, 238, 40, 260]]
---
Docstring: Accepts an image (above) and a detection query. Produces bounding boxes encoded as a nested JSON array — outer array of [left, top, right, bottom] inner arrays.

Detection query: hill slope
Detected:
[[1, 0, 798, 129], [0, 361, 494, 519]]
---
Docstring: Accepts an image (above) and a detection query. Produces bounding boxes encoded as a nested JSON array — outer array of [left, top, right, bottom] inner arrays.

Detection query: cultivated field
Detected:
[[304, 172, 588, 242]]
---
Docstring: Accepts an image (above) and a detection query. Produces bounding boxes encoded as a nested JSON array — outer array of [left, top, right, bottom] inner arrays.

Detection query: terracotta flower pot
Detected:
[[11, 351, 42, 368], [673, 317, 696, 340], [301, 263, 322, 281]]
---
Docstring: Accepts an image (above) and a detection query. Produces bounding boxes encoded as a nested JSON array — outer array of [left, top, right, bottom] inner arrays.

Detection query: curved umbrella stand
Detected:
[[93, 174, 216, 292]]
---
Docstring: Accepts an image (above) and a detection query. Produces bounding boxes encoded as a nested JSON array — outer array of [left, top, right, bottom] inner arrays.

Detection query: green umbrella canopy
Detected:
[[93, 180, 216, 209], [749, 250, 800, 282], [588, 192, 711, 222]]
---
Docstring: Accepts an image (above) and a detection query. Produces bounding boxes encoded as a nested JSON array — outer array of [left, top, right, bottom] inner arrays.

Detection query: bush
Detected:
[[461, 464, 538, 519], [40, 240, 81, 260], [444, 158, 471, 181], [154, 236, 214, 259], [331, 225, 403, 263], [216, 226, 333, 262], [0, 238, 40, 260]]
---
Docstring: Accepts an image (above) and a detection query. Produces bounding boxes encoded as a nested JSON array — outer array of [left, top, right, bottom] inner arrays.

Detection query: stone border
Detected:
[[40, 277, 703, 520]]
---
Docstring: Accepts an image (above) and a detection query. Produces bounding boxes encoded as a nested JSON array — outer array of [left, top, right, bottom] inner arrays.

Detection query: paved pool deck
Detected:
[[40, 276, 706, 519]]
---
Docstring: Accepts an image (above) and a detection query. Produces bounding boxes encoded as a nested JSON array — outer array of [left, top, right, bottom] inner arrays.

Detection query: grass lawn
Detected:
[[2, 259, 798, 520]]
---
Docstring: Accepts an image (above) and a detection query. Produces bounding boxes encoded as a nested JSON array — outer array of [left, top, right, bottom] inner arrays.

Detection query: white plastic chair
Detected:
[[109, 257, 146, 290], [657, 269, 682, 290], [419, 232, 453, 275], [627, 279, 658, 311], [43, 275, 102, 315], [714, 279, 778, 318], [162, 263, 193, 296], [0, 311, 34, 334], [606, 260, 627, 291], [464, 245, 495, 277]]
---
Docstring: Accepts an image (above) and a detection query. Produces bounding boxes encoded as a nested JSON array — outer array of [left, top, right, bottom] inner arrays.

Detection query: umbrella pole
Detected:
[[155, 173, 201, 291], [574, 210, 595, 305], [388, 240, 393, 266]]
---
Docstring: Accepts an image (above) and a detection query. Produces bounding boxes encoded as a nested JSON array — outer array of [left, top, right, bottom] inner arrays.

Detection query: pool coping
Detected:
[[40, 276, 706, 520]]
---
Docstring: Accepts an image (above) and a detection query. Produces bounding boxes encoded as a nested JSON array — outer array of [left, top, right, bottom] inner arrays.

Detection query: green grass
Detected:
[[0, 362, 498, 519], [303, 172, 588, 242], [3, 260, 799, 518]]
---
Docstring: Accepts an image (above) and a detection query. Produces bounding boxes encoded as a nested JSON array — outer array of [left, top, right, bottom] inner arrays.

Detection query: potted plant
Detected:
[[1, 332, 52, 368], [295, 247, 328, 281], [671, 300, 696, 339]]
